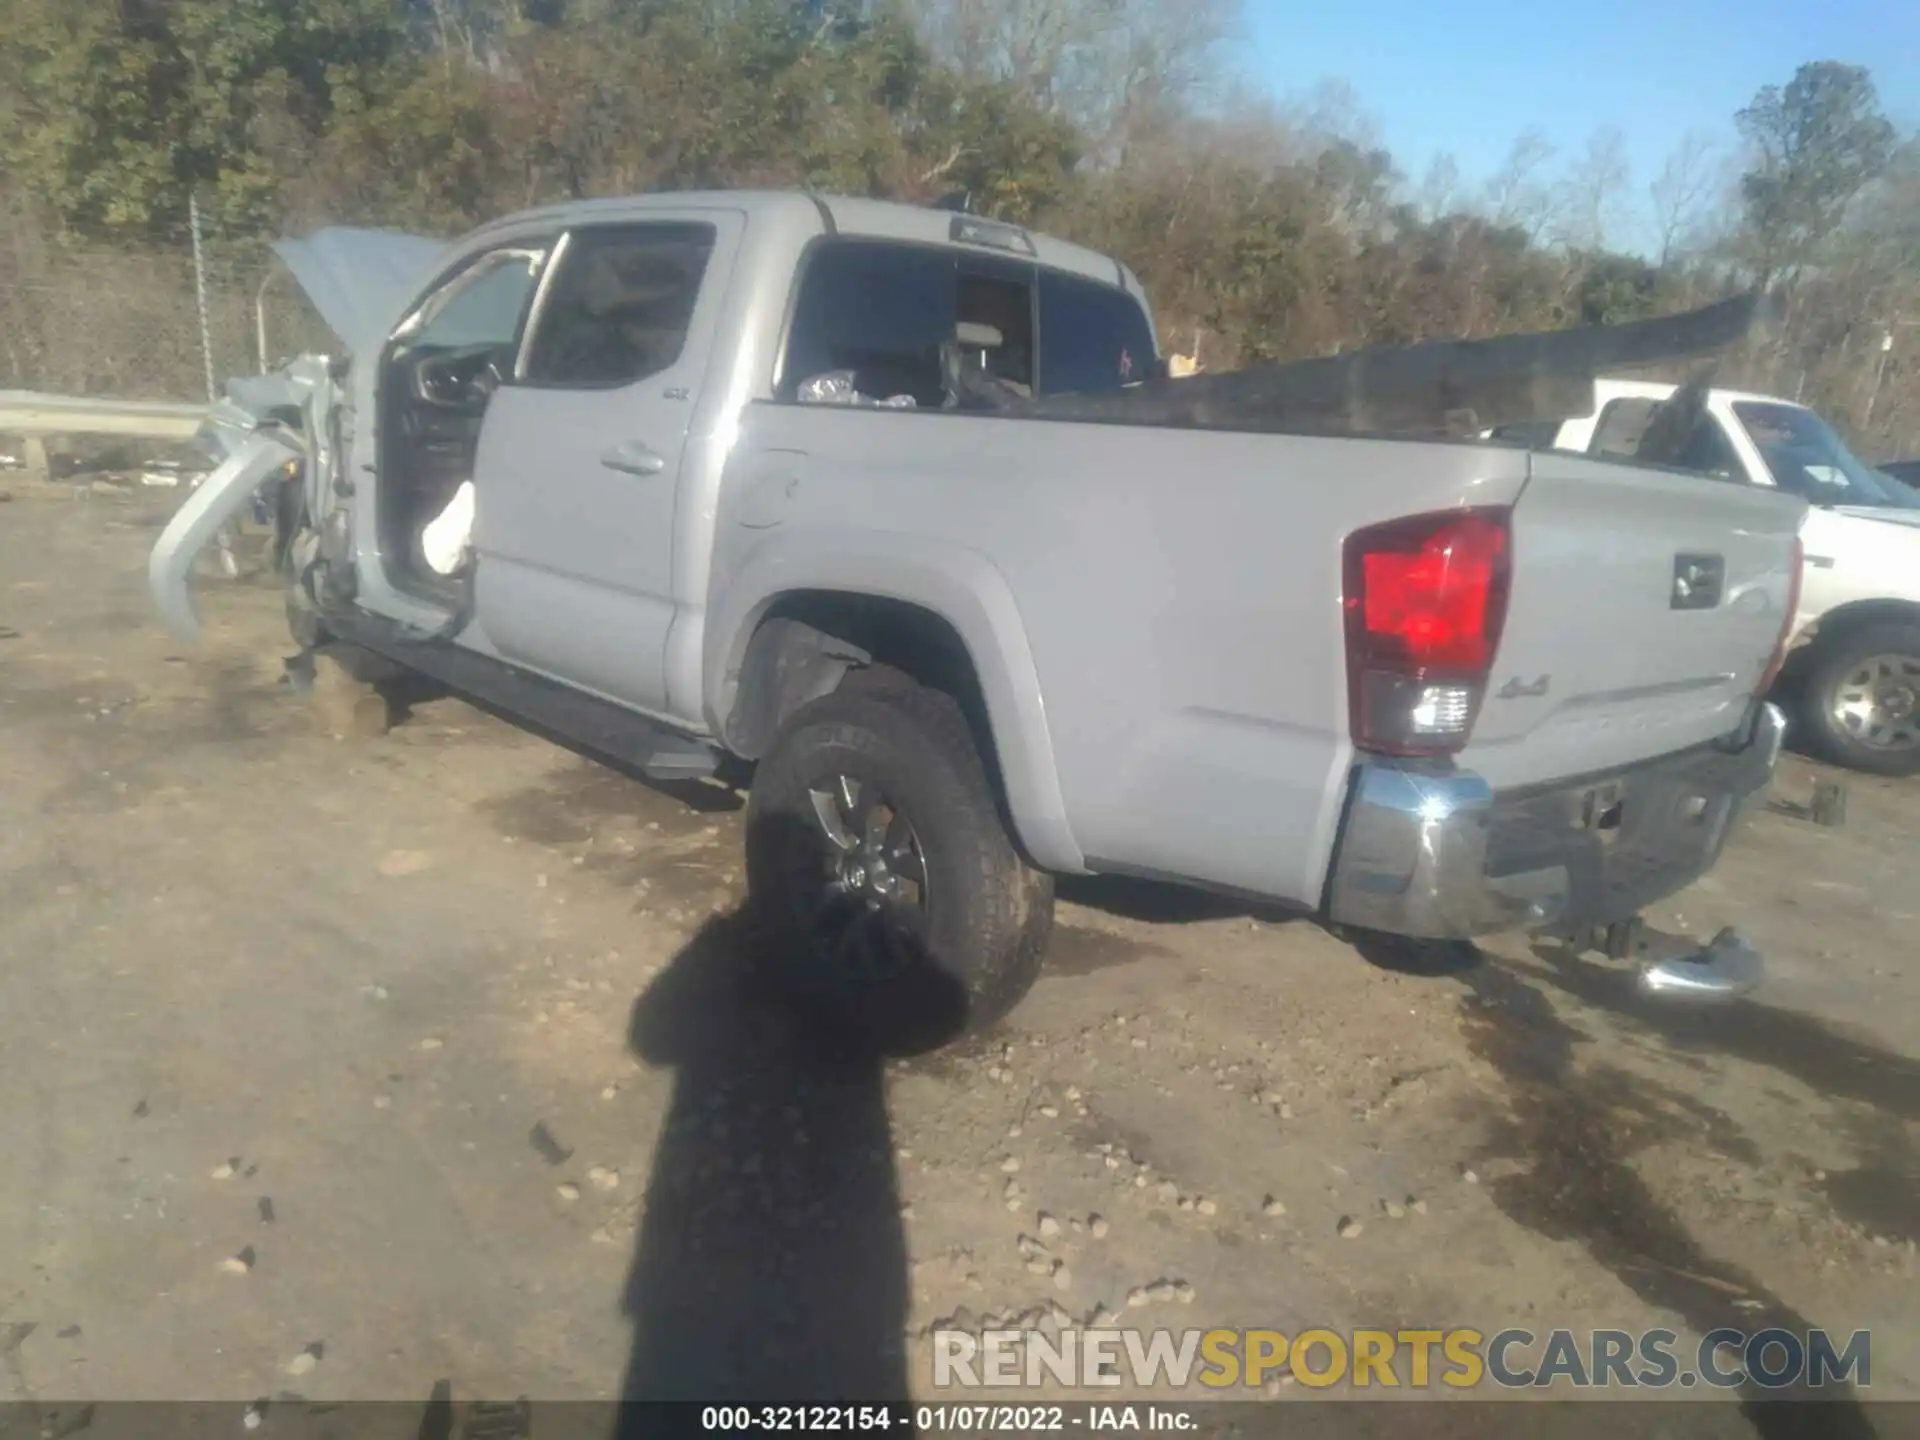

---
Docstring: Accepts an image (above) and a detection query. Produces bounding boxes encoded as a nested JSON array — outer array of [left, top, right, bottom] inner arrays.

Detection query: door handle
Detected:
[[600, 441, 666, 477]]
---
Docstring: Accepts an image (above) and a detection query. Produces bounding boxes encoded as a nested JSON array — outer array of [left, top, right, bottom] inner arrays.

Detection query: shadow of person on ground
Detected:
[[617, 816, 971, 1434]]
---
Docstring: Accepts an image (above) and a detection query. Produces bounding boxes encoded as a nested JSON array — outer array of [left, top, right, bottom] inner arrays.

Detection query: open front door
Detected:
[[471, 212, 742, 716]]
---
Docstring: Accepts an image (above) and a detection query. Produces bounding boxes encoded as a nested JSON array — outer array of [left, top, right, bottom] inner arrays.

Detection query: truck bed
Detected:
[[711, 403, 1804, 914]]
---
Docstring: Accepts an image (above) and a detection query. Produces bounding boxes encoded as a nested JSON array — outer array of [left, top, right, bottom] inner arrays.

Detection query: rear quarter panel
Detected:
[[709, 406, 1530, 907]]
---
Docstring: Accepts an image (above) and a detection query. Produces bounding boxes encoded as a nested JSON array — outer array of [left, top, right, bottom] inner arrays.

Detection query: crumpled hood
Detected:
[[272, 227, 449, 353]]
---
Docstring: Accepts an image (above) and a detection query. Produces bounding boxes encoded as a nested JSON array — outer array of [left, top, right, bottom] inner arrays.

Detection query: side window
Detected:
[[1037, 269, 1158, 395], [521, 223, 716, 388], [399, 247, 548, 350], [781, 241, 956, 407], [1587, 398, 1660, 458]]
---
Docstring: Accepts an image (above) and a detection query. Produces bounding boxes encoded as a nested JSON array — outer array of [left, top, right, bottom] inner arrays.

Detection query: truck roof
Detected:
[[1593, 375, 1807, 411], [459, 189, 1141, 294]]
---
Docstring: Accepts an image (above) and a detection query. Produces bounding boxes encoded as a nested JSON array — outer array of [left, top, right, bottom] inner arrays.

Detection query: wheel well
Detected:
[[726, 592, 1000, 774], [1782, 598, 1920, 688]]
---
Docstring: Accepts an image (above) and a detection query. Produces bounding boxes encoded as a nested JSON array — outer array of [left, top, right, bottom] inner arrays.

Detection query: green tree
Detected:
[[1736, 60, 1896, 281], [0, 0, 409, 241]]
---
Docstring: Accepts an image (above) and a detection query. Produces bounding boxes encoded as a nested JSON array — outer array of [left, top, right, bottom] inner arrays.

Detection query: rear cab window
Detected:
[[1590, 397, 1743, 480], [1587, 398, 1660, 458], [1498, 394, 1748, 484], [1037, 269, 1157, 393], [778, 237, 1156, 408]]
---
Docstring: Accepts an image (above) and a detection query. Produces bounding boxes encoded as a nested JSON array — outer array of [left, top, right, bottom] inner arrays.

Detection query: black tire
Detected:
[[285, 578, 328, 651], [745, 684, 1053, 1053], [1797, 622, 1920, 777], [281, 515, 331, 652]]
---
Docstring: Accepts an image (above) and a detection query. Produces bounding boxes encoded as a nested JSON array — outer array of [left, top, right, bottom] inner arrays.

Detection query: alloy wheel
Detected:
[[1831, 652, 1920, 753], [799, 773, 931, 983]]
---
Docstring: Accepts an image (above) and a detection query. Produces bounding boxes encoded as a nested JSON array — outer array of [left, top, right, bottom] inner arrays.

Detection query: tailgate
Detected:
[[1460, 450, 1805, 788]]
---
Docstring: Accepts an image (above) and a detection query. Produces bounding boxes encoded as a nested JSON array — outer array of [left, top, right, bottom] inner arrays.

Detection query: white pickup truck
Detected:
[[149, 192, 1802, 1045], [1501, 379, 1920, 775]]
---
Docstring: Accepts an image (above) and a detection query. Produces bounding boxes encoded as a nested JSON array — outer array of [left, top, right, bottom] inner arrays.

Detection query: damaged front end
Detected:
[[150, 225, 446, 644], [149, 356, 350, 643]]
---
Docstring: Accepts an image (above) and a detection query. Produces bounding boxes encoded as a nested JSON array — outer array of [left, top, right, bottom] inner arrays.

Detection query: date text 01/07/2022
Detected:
[[697, 1405, 1200, 1431]]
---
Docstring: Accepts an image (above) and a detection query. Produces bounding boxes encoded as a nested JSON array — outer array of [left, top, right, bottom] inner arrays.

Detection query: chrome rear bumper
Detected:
[[1326, 702, 1786, 946]]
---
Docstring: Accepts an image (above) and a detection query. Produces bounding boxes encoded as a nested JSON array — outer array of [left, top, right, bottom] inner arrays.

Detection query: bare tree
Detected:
[[1288, 78, 1380, 152], [412, 0, 519, 65], [1484, 127, 1558, 241], [1415, 152, 1462, 223], [914, 0, 1238, 163], [1192, 85, 1316, 172], [1649, 129, 1721, 267], [1554, 126, 1630, 251]]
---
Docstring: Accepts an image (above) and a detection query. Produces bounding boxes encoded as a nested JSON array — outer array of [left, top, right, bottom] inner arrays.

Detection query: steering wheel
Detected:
[[474, 356, 507, 402], [412, 344, 508, 411]]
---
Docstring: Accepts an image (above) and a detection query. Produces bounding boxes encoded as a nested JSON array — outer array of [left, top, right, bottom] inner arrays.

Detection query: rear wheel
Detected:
[[745, 684, 1052, 1052], [1798, 623, 1920, 776]]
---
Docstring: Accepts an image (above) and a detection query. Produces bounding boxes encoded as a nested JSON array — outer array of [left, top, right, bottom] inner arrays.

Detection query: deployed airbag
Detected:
[[421, 481, 476, 576]]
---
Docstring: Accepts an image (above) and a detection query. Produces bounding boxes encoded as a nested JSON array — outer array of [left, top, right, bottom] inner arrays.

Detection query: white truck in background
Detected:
[[1501, 378, 1920, 776]]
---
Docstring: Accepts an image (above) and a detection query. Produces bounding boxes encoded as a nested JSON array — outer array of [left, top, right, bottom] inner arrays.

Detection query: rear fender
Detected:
[[707, 532, 1084, 874]]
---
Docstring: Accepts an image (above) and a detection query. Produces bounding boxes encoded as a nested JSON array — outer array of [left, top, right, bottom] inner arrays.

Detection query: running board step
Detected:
[[325, 611, 720, 783], [638, 734, 723, 782]]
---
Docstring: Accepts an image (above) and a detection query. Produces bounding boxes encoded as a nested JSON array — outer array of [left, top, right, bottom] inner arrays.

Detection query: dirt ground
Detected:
[[1, 479, 1915, 1433]]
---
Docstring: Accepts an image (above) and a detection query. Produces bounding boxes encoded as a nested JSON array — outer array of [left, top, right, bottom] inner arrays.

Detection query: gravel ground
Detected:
[[0, 480, 1914, 1434]]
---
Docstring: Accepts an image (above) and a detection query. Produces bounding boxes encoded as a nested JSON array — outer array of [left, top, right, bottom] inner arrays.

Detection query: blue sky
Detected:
[[1246, 0, 1918, 249]]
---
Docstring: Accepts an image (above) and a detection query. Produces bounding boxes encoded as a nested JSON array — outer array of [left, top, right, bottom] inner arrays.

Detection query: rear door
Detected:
[[1461, 448, 1805, 787], [472, 212, 741, 714]]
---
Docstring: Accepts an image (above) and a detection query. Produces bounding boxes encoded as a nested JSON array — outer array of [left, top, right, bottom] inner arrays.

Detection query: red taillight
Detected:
[[1756, 535, 1804, 696], [1343, 508, 1512, 756]]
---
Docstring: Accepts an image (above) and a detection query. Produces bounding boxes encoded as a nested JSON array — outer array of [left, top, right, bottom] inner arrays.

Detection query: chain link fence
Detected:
[[0, 200, 333, 403], [1, 193, 1912, 463]]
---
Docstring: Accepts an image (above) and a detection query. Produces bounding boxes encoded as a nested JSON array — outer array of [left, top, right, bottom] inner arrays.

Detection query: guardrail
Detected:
[[0, 390, 210, 473]]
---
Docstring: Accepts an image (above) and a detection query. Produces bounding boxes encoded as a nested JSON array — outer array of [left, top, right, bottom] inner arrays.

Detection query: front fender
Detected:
[[149, 429, 305, 643], [707, 530, 1085, 875]]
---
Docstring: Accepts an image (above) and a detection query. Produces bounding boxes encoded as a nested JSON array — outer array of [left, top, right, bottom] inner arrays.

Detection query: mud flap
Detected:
[[148, 428, 306, 643]]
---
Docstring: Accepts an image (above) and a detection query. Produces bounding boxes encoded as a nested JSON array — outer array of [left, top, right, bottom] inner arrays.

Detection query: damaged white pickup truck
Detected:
[[152, 190, 1802, 1047]]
